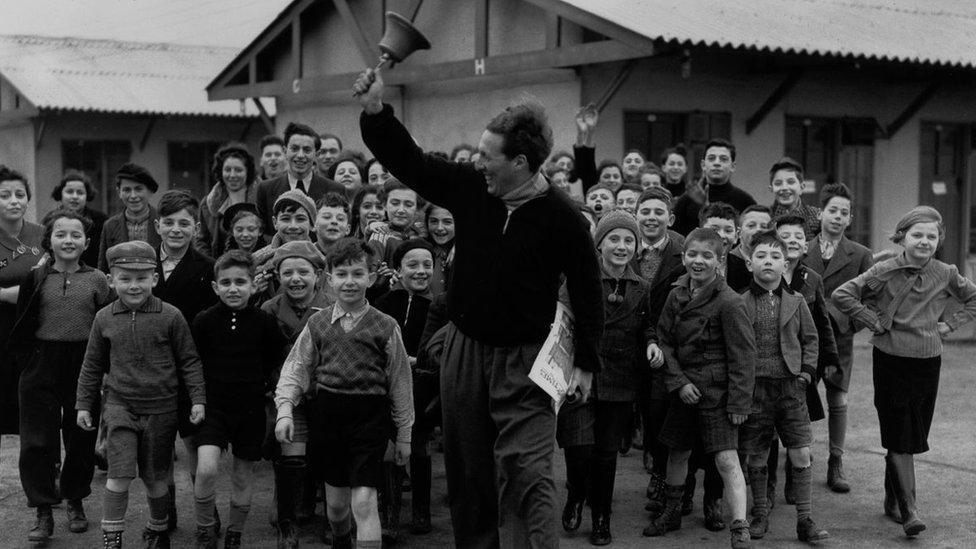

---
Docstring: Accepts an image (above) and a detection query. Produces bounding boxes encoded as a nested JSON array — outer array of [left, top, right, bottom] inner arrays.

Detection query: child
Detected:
[[261, 240, 332, 546], [637, 163, 664, 190], [368, 179, 422, 257], [557, 211, 651, 545], [222, 202, 268, 254], [10, 210, 112, 542], [350, 185, 385, 240], [424, 205, 455, 297], [275, 238, 414, 549], [190, 250, 286, 548], [833, 206, 976, 538], [314, 192, 352, 259], [767, 158, 820, 238], [252, 189, 317, 296], [801, 183, 873, 493], [614, 183, 643, 216], [585, 182, 615, 223], [375, 238, 435, 537], [643, 228, 756, 549], [97, 163, 160, 272], [75, 241, 206, 549], [738, 230, 829, 542], [700, 201, 750, 292], [731, 205, 771, 262]]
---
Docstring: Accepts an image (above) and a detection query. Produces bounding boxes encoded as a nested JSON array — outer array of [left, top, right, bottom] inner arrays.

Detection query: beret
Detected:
[[106, 240, 157, 270], [116, 163, 159, 193], [221, 202, 260, 233], [391, 238, 434, 268]]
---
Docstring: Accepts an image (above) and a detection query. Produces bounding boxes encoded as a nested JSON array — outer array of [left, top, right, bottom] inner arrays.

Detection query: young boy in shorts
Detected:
[[190, 250, 286, 548], [738, 230, 829, 542], [643, 228, 756, 549], [75, 241, 207, 549], [275, 238, 414, 549]]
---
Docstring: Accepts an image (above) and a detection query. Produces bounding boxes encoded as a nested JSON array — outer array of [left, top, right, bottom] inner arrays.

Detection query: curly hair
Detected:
[[52, 170, 96, 202], [211, 142, 257, 189], [485, 101, 553, 172]]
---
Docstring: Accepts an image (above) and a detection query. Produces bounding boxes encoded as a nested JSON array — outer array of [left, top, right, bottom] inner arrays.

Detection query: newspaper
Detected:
[[529, 301, 576, 413]]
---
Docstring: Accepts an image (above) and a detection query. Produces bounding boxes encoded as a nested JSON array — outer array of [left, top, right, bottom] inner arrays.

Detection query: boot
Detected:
[[194, 524, 217, 549], [590, 513, 612, 545], [681, 473, 695, 516], [166, 484, 177, 532], [562, 498, 584, 532], [729, 519, 751, 549], [67, 499, 89, 533], [704, 498, 726, 531], [380, 462, 404, 544], [883, 459, 902, 523], [888, 454, 925, 537], [796, 515, 829, 542], [827, 454, 851, 493], [28, 505, 54, 542], [223, 529, 242, 549], [102, 530, 123, 549], [410, 455, 432, 534], [143, 527, 171, 549], [643, 484, 684, 536], [747, 466, 769, 539], [274, 457, 304, 549], [644, 471, 666, 516]]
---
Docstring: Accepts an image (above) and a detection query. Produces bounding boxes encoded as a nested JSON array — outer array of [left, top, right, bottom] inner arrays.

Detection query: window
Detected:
[[784, 117, 876, 245], [61, 140, 133, 216], [624, 111, 731, 183], [168, 141, 221, 200]]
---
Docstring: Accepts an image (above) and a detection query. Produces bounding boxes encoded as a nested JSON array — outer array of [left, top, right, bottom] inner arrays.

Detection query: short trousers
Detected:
[[194, 400, 266, 461], [307, 392, 391, 489], [658, 397, 738, 454], [103, 404, 178, 482], [555, 399, 595, 448], [739, 377, 812, 455]]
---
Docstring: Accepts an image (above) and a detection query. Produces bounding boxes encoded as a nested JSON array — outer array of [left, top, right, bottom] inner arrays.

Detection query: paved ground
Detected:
[[1, 332, 975, 548]]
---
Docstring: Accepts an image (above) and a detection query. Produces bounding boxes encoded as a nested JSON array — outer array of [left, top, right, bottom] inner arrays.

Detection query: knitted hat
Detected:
[[272, 240, 326, 271], [273, 189, 317, 222], [106, 240, 157, 270], [391, 238, 434, 268], [116, 163, 159, 193], [594, 209, 640, 246]]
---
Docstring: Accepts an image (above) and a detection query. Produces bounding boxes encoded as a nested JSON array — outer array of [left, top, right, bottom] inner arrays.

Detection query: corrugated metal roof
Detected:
[[557, 0, 976, 68], [0, 35, 274, 117]]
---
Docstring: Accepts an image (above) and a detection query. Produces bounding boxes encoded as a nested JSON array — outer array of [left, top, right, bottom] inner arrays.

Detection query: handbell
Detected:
[[378, 11, 431, 64]]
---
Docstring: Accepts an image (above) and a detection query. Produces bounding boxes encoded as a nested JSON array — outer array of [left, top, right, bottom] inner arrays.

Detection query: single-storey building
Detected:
[[207, 0, 976, 271], [0, 35, 275, 220]]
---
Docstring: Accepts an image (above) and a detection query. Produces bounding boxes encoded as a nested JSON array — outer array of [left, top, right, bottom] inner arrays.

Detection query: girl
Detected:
[[199, 143, 258, 258], [424, 205, 455, 297], [660, 145, 688, 199], [49, 170, 107, 267], [596, 161, 624, 194], [328, 152, 367, 198], [833, 206, 976, 538], [10, 210, 112, 542], [366, 158, 391, 186], [350, 184, 385, 240], [222, 203, 268, 254]]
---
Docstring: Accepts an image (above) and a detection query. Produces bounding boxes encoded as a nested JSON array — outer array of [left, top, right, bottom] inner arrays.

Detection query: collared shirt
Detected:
[[158, 247, 185, 281], [637, 234, 669, 283], [288, 172, 311, 194], [748, 278, 786, 297], [820, 235, 841, 261], [330, 300, 370, 332]]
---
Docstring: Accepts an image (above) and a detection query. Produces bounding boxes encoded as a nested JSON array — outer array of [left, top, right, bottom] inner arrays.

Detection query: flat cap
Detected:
[[272, 240, 326, 270], [106, 240, 157, 270], [116, 163, 159, 193]]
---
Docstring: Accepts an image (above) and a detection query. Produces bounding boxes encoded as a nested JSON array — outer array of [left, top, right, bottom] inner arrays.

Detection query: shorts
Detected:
[[262, 400, 309, 459], [194, 400, 266, 461], [658, 397, 738, 454], [739, 377, 812, 456], [103, 403, 178, 482], [307, 392, 391, 489]]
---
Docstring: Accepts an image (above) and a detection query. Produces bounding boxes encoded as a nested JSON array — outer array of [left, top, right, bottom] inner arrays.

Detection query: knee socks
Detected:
[[101, 488, 129, 532], [828, 402, 848, 457], [146, 494, 170, 532], [748, 466, 769, 517], [792, 465, 813, 520], [228, 503, 250, 533], [194, 493, 216, 528]]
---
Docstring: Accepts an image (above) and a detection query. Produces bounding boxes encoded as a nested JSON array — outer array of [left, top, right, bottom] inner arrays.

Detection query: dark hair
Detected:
[[283, 122, 321, 150], [703, 138, 736, 162], [430, 151, 449, 161], [637, 187, 674, 211], [259, 134, 285, 152], [52, 170, 96, 202], [750, 229, 788, 255], [769, 156, 804, 182], [319, 132, 343, 151], [623, 149, 646, 162], [157, 189, 199, 219], [685, 227, 725, 255], [315, 192, 350, 216], [378, 178, 420, 206], [365, 158, 387, 177], [615, 182, 643, 198], [392, 237, 434, 268], [327, 151, 367, 182], [0, 165, 32, 200], [484, 101, 553, 172], [350, 184, 383, 236], [698, 201, 739, 226], [41, 209, 93, 257], [820, 182, 853, 208], [327, 237, 376, 271], [450, 143, 474, 161], [773, 213, 807, 232], [273, 201, 305, 218], [214, 249, 256, 279], [740, 204, 771, 220], [660, 143, 687, 166], [229, 208, 263, 230], [545, 163, 569, 178], [211, 142, 256, 189], [597, 160, 622, 179], [638, 162, 664, 179]]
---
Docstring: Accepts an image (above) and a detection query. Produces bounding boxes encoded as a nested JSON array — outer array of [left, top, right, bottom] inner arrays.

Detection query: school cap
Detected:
[[594, 209, 641, 246], [274, 189, 317, 222], [391, 238, 434, 268], [221, 202, 260, 233], [115, 163, 159, 193], [106, 240, 157, 270], [272, 240, 326, 271]]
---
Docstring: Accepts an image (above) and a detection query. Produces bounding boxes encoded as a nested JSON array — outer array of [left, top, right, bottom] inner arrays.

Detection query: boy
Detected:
[[253, 189, 317, 292], [585, 182, 615, 223], [731, 205, 771, 262], [259, 135, 287, 181], [190, 251, 286, 548], [275, 239, 414, 549], [700, 201, 750, 292], [800, 183, 872, 493], [75, 241, 206, 549], [97, 163, 161, 272], [314, 192, 352, 259], [739, 230, 829, 542], [614, 183, 643, 216], [644, 228, 756, 548], [768, 158, 821, 238]]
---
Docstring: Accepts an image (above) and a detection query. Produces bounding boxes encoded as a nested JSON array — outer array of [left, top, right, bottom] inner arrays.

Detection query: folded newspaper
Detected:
[[529, 301, 576, 413]]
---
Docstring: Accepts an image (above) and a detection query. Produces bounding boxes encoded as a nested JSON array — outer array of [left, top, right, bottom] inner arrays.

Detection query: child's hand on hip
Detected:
[[189, 404, 205, 425], [678, 383, 701, 405], [646, 343, 664, 368], [275, 417, 294, 444], [76, 410, 94, 431], [395, 441, 411, 466]]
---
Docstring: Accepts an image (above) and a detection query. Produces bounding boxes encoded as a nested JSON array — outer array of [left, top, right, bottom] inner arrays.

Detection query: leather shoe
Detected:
[[589, 514, 612, 546], [562, 499, 584, 532]]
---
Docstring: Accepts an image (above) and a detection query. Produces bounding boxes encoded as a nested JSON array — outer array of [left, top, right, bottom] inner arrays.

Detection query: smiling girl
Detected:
[[50, 170, 107, 267]]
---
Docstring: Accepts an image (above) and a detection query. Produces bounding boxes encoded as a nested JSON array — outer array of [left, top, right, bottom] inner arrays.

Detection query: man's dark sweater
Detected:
[[672, 181, 757, 236], [361, 104, 604, 371], [191, 303, 286, 405]]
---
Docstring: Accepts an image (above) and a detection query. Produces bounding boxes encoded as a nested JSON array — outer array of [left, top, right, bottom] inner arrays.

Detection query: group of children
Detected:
[[5, 128, 975, 549]]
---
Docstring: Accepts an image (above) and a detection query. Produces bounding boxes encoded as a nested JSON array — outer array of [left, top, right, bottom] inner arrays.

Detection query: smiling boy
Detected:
[[768, 158, 821, 239], [314, 193, 352, 258], [97, 163, 161, 272], [732, 205, 771, 262]]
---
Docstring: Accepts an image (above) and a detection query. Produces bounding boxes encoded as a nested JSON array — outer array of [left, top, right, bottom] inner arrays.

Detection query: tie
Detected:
[[297, 179, 307, 194]]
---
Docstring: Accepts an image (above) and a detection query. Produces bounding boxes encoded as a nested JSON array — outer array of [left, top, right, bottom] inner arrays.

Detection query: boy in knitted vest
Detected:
[[275, 238, 414, 549]]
